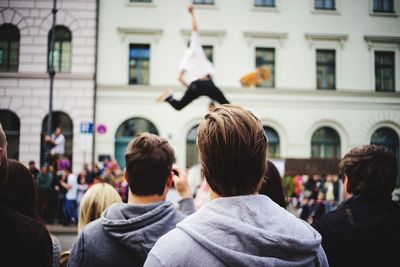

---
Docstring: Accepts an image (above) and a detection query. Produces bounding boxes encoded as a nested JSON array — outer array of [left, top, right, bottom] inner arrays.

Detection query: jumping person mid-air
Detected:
[[156, 5, 230, 110]]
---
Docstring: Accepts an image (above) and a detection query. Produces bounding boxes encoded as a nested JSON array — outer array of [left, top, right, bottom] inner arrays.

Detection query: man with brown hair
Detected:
[[312, 144, 400, 267], [68, 133, 195, 267], [145, 105, 328, 267]]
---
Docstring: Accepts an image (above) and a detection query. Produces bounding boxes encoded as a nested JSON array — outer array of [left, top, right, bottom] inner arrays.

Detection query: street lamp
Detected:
[[45, 0, 57, 166]]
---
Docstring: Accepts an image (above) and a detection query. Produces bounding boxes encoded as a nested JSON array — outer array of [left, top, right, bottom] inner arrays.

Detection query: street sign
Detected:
[[80, 121, 94, 134], [97, 123, 107, 134]]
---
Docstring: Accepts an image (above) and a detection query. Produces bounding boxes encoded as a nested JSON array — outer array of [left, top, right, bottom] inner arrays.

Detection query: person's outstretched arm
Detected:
[[188, 5, 198, 32]]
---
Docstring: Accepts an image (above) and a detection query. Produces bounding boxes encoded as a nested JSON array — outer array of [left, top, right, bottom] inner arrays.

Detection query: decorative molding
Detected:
[[305, 33, 348, 48], [243, 31, 287, 46], [364, 35, 400, 50], [0, 72, 94, 80], [117, 27, 162, 41], [181, 29, 226, 43]]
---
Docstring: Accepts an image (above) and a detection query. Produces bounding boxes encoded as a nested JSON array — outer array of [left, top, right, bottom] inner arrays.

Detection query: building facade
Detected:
[[0, 0, 97, 171], [96, 0, 400, 180]]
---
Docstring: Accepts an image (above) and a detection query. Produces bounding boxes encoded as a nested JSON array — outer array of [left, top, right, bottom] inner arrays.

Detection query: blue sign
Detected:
[[80, 121, 93, 134]]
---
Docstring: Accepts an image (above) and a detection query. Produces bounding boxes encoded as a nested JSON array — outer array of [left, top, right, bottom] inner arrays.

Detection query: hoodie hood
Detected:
[[101, 201, 184, 259], [177, 195, 328, 267]]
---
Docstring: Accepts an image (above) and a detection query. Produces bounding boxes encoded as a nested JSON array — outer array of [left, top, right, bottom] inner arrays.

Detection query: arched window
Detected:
[[186, 125, 199, 168], [0, 110, 20, 159], [115, 118, 159, 170], [0, 24, 20, 72], [263, 126, 280, 158], [371, 127, 400, 184], [40, 112, 73, 166], [311, 127, 341, 158], [48, 26, 72, 73], [371, 127, 399, 157]]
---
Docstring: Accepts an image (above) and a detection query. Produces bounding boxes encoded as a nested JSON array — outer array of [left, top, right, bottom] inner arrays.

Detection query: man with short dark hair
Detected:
[[28, 160, 39, 182], [68, 133, 195, 267], [145, 105, 328, 267], [312, 144, 400, 267], [60, 167, 78, 225]]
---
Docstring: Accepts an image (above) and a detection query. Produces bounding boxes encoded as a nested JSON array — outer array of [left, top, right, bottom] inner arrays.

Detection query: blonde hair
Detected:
[[78, 182, 122, 231]]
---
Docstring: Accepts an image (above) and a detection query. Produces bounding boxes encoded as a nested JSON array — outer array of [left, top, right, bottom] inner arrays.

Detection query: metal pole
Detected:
[[45, 0, 57, 166]]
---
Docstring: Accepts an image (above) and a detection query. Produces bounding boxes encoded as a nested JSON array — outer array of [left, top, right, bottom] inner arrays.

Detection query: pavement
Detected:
[[47, 224, 78, 252]]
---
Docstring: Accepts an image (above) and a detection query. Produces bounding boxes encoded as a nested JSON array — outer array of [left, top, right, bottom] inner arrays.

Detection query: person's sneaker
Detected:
[[156, 89, 172, 103]]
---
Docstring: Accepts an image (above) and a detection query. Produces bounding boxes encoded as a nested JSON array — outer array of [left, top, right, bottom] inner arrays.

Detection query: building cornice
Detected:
[[0, 72, 94, 80], [364, 35, 400, 49], [181, 29, 226, 43], [305, 33, 348, 48], [117, 27, 163, 41], [243, 31, 288, 46]]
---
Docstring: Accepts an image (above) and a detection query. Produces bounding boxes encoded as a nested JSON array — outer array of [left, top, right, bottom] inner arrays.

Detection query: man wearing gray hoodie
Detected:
[[145, 105, 328, 267], [68, 133, 195, 267]]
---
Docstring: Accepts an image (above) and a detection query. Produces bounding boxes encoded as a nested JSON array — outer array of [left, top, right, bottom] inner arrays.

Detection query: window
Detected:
[[203, 45, 213, 63], [311, 127, 341, 159], [186, 125, 199, 168], [115, 118, 159, 170], [315, 0, 335, 10], [0, 110, 20, 160], [255, 0, 275, 7], [371, 127, 400, 185], [48, 26, 72, 73], [0, 24, 20, 72], [193, 0, 214, 5], [129, 44, 150, 85], [375, 51, 395, 92], [317, 49, 335, 90], [371, 127, 399, 157], [256, 47, 275, 88], [130, 0, 151, 2], [40, 112, 73, 166], [373, 0, 395, 13], [263, 126, 280, 158]]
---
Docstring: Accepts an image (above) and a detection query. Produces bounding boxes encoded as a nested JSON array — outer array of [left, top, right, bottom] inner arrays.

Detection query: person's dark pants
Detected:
[[166, 79, 230, 110], [63, 199, 78, 225]]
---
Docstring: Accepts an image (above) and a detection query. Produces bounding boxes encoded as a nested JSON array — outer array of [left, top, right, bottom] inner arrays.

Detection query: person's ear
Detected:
[[166, 170, 174, 187], [124, 169, 128, 182]]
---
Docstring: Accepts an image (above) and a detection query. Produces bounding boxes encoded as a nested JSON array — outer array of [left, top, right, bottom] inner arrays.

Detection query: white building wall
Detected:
[[0, 0, 97, 172], [96, 0, 400, 169]]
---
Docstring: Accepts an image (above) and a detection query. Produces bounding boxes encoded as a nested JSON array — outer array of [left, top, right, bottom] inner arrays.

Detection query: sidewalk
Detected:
[[46, 224, 77, 234]]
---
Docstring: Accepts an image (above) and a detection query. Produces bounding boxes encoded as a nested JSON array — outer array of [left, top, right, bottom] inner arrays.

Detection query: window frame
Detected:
[[255, 47, 275, 88], [128, 43, 151, 85], [48, 25, 72, 73], [373, 0, 395, 13], [316, 49, 336, 90], [375, 51, 395, 92], [254, 0, 275, 7], [314, 0, 336, 10], [0, 24, 20, 72], [193, 0, 215, 5], [311, 127, 341, 159]]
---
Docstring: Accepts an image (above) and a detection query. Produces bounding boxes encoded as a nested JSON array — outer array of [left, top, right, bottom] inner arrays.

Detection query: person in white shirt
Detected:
[[45, 127, 66, 171], [60, 167, 78, 225], [156, 5, 230, 110]]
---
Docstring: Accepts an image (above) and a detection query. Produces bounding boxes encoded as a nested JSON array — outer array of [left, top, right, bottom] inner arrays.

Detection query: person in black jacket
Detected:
[[311, 144, 400, 267], [0, 123, 55, 267]]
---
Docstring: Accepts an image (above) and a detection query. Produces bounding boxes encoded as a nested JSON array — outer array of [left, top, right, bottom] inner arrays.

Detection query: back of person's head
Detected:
[[78, 182, 122, 231], [197, 104, 268, 197], [259, 160, 287, 208], [125, 132, 175, 196], [339, 144, 398, 198], [0, 159, 40, 220]]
